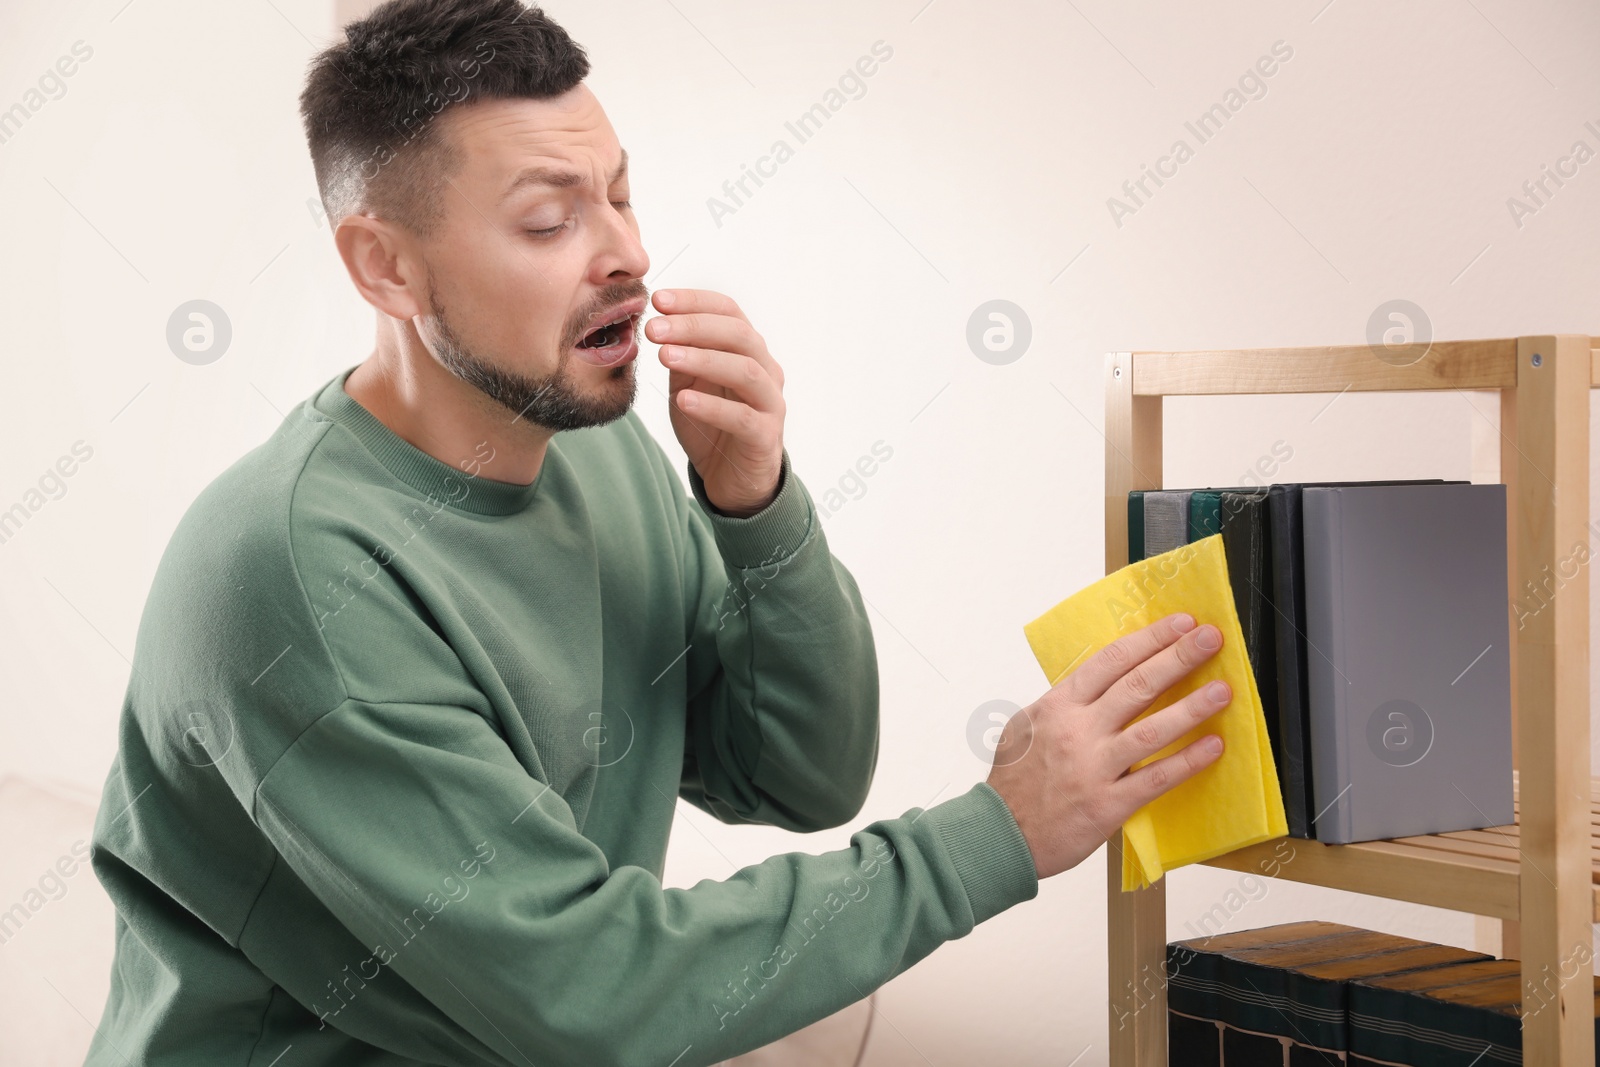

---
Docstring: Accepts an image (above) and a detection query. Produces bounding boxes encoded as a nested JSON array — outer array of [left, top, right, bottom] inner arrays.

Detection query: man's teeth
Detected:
[[580, 315, 629, 348]]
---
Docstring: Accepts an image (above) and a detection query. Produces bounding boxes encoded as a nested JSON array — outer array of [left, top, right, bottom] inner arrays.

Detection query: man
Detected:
[[84, 1, 1232, 1063]]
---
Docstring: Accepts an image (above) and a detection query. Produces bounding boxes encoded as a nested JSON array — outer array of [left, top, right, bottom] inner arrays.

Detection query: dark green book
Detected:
[[1191, 491, 1226, 541], [1349, 957, 1600, 1065], [1169, 923, 1493, 1060], [1169, 923, 1356, 1064]]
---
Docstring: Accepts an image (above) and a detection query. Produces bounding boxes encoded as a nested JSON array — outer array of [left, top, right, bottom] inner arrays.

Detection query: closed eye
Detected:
[[525, 202, 631, 239]]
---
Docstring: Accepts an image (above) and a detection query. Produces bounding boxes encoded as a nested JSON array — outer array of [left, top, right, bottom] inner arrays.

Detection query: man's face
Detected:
[[413, 85, 650, 431]]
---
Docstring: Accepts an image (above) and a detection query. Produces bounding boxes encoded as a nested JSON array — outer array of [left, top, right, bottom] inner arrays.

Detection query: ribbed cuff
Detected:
[[918, 782, 1040, 927], [686, 449, 815, 570]]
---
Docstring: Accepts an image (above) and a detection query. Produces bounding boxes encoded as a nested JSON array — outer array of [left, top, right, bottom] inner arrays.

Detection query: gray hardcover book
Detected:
[[1302, 483, 1513, 843], [1143, 491, 1193, 558]]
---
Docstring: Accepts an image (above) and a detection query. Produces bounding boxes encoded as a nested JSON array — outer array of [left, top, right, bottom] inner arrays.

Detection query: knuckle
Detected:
[[741, 358, 764, 386], [1130, 718, 1161, 752], [1098, 640, 1131, 673], [1144, 760, 1170, 792], [1123, 663, 1158, 703]]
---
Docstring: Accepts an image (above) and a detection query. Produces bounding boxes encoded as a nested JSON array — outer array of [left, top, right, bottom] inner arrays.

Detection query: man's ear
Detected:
[[334, 214, 426, 320]]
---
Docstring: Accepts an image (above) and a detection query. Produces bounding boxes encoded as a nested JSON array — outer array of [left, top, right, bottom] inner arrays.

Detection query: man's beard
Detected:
[[426, 283, 641, 433]]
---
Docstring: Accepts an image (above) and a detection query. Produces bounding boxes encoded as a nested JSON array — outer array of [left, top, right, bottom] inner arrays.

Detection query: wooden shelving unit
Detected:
[[1103, 336, 1596, 1065]]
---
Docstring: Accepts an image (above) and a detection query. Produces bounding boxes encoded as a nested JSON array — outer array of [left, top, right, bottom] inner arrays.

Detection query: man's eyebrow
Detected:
[[499, 149, 628, 204]]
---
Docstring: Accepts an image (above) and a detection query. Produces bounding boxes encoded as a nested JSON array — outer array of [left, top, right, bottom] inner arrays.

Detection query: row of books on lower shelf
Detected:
[[1129, 480, 1515, 844], [1168, 921, 1594, 1065]]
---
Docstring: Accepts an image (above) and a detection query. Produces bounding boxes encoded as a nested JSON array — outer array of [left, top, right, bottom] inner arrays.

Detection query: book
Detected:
[[1128, 479, 1491, 844], [1143, 491, 1193, 559], [1220, 490, 1278, 784], [1301, 483, 1513, 843], [1128, 490, 1146, 564], [1349, 957, 1600, 1065], [1191, 491, 1226, 541], [1127, 487, 1254, 561], [1268, 484, 1314, 839], [1266, 479, 1457, 840], [1168, 922, 1492, 1061]]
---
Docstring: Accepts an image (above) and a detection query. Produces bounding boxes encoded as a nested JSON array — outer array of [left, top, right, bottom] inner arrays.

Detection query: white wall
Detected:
[[2, 0, 1598, 1064]]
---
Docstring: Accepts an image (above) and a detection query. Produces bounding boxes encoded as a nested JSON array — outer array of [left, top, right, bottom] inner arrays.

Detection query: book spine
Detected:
[[1189, 491, 1223, 541], [1327, 491, 1351, 843], [1127, 491, 1144, 565], [1269, 489, 1310, 838], [1305, 490, 1352, 842]]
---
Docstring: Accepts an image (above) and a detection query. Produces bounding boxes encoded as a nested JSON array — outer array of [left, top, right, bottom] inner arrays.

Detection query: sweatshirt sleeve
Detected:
[[252, 698, 1038, 1067], [676, 448, 882, 832]]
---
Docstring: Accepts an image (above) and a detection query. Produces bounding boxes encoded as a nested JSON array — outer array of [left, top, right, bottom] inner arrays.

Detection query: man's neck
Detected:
[[344, 325, 554, 487]]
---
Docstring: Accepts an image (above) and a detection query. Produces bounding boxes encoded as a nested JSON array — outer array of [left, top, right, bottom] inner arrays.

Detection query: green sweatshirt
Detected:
[[84, 367, 1039, 1067]]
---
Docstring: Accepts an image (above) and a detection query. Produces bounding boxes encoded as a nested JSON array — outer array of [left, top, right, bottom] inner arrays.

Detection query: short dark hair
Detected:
[[299, 0, 589, 238]]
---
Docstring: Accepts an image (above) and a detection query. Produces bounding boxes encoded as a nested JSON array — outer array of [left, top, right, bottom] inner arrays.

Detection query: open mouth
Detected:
[[574, 309, 640, 366]]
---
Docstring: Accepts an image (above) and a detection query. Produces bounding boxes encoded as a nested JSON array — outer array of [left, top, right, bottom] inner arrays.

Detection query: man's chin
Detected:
[[544, 360, 638, 430], [433, 334, 637, 432]]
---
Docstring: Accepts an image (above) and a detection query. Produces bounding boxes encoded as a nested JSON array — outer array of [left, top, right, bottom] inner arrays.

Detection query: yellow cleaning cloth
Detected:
[[1021, 534, 1287, 891]]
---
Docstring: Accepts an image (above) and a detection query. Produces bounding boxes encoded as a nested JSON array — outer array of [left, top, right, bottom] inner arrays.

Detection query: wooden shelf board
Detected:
[[1198, 777, 1600, 923], [1124, 337, 1600, 397], [1129, 338, 1518, 396]]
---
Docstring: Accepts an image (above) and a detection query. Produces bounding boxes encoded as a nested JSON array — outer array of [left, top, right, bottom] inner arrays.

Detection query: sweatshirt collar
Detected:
[[311, 367, 545, 517]]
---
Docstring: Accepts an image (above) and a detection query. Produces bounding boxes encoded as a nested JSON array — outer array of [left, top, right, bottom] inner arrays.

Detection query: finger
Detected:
[[1060, 613, 1195, 705], [660, 345, 783, 413], [645, 313, 783, 384], [672, 387, 774, 441], [652, 289, 749, 322], [1108, 677, 1232, 772], [1113, 733, 1224, 810], [1098, 623, 1224, 728], [647, 293, 786, 389]]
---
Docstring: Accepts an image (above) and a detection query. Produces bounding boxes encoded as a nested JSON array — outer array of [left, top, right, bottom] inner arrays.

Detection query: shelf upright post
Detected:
[[1105, 352, 1167, 1066], [1506, 335, 1592, 1065]]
